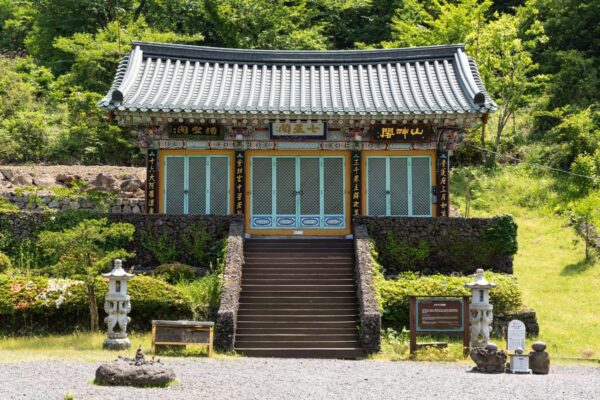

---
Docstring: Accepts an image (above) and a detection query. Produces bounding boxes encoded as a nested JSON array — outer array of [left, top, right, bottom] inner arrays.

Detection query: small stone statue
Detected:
[[470, 343, 508, 373], [529, 341, 550, 374], [134, 346, 144, 365]]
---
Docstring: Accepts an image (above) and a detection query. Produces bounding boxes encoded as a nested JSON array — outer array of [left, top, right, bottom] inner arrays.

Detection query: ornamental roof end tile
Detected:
[[99, 41, 497, 117]]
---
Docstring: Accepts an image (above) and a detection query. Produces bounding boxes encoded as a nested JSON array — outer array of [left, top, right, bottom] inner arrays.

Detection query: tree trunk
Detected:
[[480, 122, 487, 164], [87, 284, 99, 331]]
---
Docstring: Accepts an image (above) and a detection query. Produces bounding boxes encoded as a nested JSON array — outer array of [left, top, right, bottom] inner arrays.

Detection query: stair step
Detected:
[[245, 255, 353, 259], [243, 272, 354, 278], [246, 241, 353, 246], [237, 315, 358, 322], [234, 348, 364, 359], [236, 327, 358, 335], [240, 291, 356, 298], [243, 269, 353, 274], [238, 308, 357, 315], [235, 340, 361, 349], [242, 284, 355, 291], [237, 321, 358, 329], [239, 297, 357, 304], [242, 278, 355, 285], [239, 302, 358, 310], [235, 334, 359, 342], [246, 239, 351, 244]]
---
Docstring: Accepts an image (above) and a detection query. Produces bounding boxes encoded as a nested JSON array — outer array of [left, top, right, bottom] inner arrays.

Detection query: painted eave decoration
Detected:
[[99, 41, 497, 118]]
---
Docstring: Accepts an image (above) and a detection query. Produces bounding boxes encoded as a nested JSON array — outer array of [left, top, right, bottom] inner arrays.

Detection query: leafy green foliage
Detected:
[[375, 265, 524, 331], [374, 233, 430, 274], [182, 223, 223, 271], [175, 273, 222, 320], [570, 154, 598, 192], [0, 274, 193, 334], [0, 252, 11, 273], [36, 218, 135, 331], [154, 263, 196, 284], [37, 218, 135, 278], [139, 229, 178, 265]]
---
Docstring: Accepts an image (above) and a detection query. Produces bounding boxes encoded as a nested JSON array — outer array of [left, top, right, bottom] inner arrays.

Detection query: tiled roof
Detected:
[[100, 41, 496, 117]]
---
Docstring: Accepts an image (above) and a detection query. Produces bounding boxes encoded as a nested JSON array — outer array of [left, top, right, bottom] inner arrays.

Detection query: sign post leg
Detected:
[[409, 296, 417, 355]]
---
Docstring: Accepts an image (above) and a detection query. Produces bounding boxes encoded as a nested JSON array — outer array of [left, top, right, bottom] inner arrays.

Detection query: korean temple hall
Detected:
[[101, 41, 495, 357]]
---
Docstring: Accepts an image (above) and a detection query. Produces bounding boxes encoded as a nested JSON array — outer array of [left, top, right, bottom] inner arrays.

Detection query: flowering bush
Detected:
[[0, 274, 193, 334]]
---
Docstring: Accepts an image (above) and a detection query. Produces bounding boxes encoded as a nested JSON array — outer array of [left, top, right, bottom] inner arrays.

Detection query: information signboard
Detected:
[[409, 295, 470, 356]]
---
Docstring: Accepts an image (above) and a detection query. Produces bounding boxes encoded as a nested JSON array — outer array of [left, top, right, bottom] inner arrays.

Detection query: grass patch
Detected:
[[0, 332, 234, 362], [452, 165, 600, 359]]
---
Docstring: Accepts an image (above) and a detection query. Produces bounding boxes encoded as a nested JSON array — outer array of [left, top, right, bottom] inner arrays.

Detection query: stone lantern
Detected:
[[464, 268, 496, 348], [102, 259, 134, 350]]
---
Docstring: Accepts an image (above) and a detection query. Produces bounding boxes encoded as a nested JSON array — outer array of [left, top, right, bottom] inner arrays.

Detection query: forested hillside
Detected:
[[0, 0, 598, 173]]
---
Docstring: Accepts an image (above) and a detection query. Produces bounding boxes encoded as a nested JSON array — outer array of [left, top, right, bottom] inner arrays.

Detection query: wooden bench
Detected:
[[151, 320, 214, 357]]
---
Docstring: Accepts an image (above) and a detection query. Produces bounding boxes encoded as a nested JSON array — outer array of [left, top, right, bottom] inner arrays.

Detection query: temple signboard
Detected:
[[270, 121, 327, 139], [371, 123, 433, 142], [170, 123, 224, 140]]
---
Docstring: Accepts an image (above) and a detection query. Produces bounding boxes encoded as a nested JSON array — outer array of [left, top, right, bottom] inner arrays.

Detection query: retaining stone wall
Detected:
[[215, 220, 245, 351], [0, 211, 239, 269], [354, 216, 515, 275], [353, 223, 382, 354], [1, 192, 144, 213]]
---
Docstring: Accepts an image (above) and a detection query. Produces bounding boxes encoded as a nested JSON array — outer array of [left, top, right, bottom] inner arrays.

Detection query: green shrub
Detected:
[[0, 275, 193, 334], [154, 263, 196, 284], [375, 268, 523, 332], [175, 273, 222, 320], [376, 233, 430, 273], [570, 153, 598, 192], [182, 223, 223, 270], [140, 229, 178, 265], [0, 252, 11, 272]]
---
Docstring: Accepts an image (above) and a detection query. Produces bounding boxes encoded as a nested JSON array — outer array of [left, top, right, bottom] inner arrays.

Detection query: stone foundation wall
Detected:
[[0, 211, 239, 268], [353, 223, 382, 354], [215, 220, 245, 351], [354, 216, 516, 275], [1, 192, 145, 213]]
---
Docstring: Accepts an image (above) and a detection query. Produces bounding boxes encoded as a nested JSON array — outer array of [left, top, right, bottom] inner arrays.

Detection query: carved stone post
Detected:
[[102, 259, 134, 350]]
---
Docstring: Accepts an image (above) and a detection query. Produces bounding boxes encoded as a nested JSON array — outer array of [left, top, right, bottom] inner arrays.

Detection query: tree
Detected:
[[203, 0, 329, 49], [474, 9, 545, 164], [54, 18, 201, 93], [383, 0, 492, 49], [37, 218, 135, 331]]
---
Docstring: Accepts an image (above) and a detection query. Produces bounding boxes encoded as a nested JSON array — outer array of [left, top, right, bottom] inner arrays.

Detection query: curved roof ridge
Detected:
[[132, 41, 467, 65]]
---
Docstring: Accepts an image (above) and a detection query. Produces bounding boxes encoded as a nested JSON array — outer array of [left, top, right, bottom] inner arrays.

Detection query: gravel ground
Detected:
[[0, 358, 598, 400]]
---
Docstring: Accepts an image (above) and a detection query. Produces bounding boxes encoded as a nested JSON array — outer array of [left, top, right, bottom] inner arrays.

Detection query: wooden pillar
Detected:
[[234, 150, 245, 215], [146, 149, 159, 214], [436, 150, 449, 217], [351, 150, 362, 217]]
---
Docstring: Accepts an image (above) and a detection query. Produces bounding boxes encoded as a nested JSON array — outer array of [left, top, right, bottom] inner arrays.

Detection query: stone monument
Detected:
[[529, 341, 550, 374], [102, 259, 134, 350], [507, 319, 526, 352], [507, 320, 531, 373], [465, 269, 496, 348]]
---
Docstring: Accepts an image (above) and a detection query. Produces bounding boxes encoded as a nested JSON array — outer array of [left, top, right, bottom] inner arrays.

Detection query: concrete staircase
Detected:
[[235, 238, 364, 358]]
